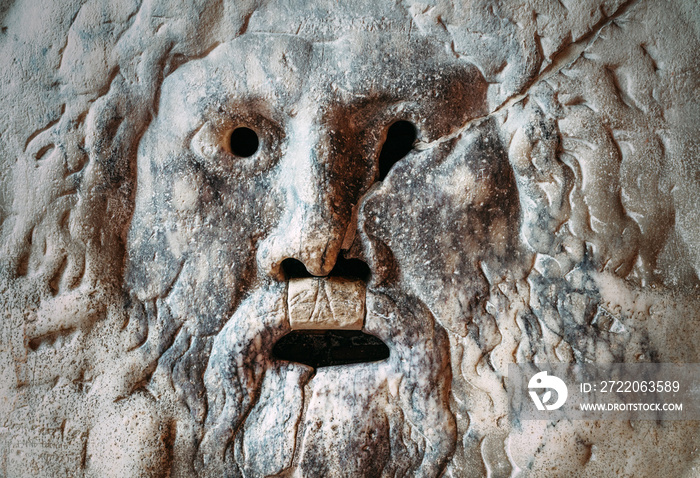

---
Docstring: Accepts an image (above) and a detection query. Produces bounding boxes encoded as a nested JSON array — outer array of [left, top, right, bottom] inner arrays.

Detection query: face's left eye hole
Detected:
[[378, 120, 416, 181], [230, 126, 259, 157]]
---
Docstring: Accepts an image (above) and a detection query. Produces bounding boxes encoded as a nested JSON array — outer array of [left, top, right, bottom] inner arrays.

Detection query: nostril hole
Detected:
[[281, 256, 371, 281], [273, 330, 390, 368], [329, 257, 370, 281], [378, 120, 416, 181], [230, 127, 259, 157], [282, 258, 314, 279]]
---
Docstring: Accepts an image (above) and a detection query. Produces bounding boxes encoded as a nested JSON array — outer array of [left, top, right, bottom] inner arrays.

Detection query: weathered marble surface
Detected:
[[0, 0, 699, 476]]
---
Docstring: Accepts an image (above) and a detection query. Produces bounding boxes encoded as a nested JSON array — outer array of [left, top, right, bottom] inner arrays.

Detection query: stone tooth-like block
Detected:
[[288, 277, 365, 330]]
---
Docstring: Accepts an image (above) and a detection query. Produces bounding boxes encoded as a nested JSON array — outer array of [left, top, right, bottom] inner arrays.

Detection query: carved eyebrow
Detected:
[[341, 64, 482, 105]]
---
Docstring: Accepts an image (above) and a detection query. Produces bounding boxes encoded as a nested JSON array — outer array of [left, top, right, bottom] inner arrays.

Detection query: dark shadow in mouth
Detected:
[[272, 330, 390, 368], [281, 256, 371, 282]]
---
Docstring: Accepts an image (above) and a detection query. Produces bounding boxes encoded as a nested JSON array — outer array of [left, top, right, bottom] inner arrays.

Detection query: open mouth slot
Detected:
[[272, 330, 390, 368]]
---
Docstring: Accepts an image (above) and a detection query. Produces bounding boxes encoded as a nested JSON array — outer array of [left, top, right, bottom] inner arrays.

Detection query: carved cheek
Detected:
[[439, 163, 494, 206], [171, 177, 199, 212]]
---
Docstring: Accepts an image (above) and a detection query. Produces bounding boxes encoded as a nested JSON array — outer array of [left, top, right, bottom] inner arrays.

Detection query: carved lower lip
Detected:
[[272, 329, 390, 368]]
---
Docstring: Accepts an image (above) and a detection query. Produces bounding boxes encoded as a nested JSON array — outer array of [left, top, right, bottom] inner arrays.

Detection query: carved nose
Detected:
[[256, 123, 358, 280], [257, 200, 350, 279]]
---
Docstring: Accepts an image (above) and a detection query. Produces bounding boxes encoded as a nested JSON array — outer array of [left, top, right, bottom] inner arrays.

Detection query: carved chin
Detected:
[[198, 281, 456, 477]]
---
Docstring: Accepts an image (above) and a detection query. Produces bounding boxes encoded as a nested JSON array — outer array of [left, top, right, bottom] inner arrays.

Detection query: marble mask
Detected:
[[1, 0, 699, 476]]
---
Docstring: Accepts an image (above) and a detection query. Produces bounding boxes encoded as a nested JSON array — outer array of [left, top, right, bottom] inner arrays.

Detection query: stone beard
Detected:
[[1, 1, 699, 477]]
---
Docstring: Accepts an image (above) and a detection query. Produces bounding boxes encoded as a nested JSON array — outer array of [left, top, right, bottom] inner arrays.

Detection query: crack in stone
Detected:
[[414, 0, 642, 152]]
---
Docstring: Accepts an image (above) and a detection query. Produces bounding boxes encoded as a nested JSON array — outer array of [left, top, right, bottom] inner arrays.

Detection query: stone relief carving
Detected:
[[0, 0, 698, 476]]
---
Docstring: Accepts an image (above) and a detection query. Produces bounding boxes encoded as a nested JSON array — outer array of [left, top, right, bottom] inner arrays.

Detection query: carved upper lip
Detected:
[[287, 276, 366, 330]]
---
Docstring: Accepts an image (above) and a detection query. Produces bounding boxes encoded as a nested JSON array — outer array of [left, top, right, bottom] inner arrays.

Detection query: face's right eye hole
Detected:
[[230, 127, 259, 157], [378, 120, 416, 181]]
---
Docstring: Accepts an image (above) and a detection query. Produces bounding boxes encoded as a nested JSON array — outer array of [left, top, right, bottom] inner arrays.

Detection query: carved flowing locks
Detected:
[[0, 0, 699, 477]]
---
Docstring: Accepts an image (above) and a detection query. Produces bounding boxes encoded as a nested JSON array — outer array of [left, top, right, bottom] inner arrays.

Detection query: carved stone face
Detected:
[[3, 0, 699, 476], [125, 32, 516, 475]]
